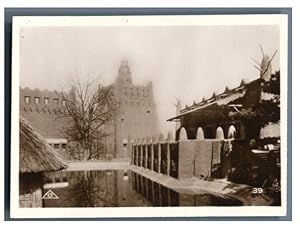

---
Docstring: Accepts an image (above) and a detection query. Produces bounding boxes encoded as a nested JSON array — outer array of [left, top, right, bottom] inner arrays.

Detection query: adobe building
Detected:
[[112, 61, 160, 158], [168, 78, 262, 141], [167, 56, 280, 143], [131, 56, 280, 189], [20, 88, 70, 154], [20, 61, 160, 159]]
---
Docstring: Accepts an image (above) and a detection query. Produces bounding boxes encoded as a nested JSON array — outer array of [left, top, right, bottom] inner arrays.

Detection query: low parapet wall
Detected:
[[131, 139, 235, 180]]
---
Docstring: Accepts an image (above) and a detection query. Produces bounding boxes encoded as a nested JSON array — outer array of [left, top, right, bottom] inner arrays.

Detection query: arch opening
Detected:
[[179, 127, 188, 140], [216, 127, 225, 140], [196, 127, 205, 140], [228, 125, 237, 139]]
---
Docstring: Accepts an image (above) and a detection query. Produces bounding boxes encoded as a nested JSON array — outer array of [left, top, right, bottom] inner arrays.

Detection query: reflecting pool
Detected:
[[19, 170, 243, 207]]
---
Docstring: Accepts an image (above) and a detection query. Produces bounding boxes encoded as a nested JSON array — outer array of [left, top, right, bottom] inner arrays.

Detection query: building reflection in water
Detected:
[[19, 173, 44, 208], [42, 170, 149, 207], [20, 170, 243, 208]]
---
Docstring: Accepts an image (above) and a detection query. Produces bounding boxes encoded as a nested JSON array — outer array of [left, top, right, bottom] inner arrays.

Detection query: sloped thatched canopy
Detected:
[[20, 117, 67, 173]]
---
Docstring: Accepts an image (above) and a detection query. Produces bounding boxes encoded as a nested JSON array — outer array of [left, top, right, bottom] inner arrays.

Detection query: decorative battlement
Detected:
[[19, 87, 70, 139], [20, 87, 69, 117], [115, 61, 154, 102], [20, 87, 67, 108], [179, 70, 279, 116], [180, 78, 250, 114]]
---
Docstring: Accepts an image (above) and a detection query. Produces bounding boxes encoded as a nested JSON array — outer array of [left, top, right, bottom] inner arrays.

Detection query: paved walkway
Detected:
[[131, 165, 276, 206], [66, 160, 130, 171]]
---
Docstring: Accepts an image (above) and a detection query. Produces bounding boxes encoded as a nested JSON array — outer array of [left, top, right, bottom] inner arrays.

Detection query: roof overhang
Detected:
[[167, 91, 245, 122]]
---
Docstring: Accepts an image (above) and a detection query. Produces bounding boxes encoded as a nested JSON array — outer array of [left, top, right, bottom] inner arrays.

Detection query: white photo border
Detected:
[[10, 14, 289, 219]]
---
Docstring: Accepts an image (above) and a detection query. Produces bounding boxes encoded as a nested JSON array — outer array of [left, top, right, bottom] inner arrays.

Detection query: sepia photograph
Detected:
[[10, 14, 288, 218]]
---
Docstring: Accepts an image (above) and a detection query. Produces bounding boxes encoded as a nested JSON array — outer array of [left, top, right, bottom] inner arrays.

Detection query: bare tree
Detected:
[[59, 78, 118, 160], [251, 45, 278, 78]]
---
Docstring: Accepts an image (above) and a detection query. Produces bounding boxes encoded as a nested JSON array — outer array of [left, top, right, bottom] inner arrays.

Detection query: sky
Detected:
[[19, 25, 280, 136]]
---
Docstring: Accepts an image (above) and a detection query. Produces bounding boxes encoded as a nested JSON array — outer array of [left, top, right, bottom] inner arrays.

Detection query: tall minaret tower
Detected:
[[116, 60, 132, 84], [114, 60, 133, 110]]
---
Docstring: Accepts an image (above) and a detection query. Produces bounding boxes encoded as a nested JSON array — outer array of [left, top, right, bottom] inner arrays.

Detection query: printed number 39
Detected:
[[252, 188, 263, 194]]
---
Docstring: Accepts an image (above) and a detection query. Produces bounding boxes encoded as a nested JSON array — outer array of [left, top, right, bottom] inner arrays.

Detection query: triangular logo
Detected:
[[42, 190, 59, 199]]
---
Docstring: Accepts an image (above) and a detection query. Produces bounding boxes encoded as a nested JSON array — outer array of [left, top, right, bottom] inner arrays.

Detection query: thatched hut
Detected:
[[20, 116, 67, 173]]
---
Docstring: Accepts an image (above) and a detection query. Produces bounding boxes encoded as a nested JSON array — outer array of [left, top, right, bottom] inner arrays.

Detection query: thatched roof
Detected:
[[20, 116, 67, 173]]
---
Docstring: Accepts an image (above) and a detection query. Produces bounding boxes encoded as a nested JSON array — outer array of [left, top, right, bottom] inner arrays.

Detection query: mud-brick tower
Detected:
[[113, 61, 160, 158]]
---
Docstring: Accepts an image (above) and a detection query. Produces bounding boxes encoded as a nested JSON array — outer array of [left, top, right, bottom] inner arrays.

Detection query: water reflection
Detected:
[[19, 173, 43, 208], [42, 170, 144, 207], [19, 170, 243, 208]]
